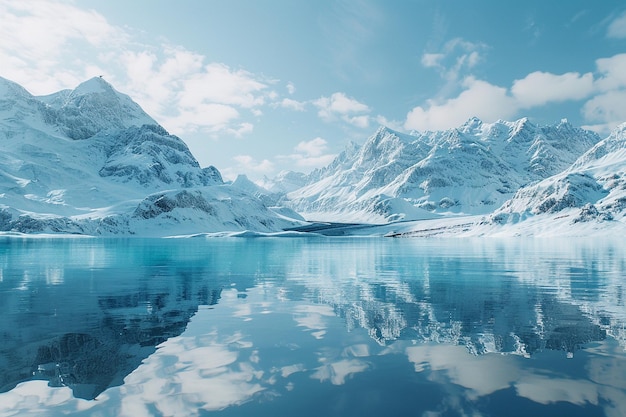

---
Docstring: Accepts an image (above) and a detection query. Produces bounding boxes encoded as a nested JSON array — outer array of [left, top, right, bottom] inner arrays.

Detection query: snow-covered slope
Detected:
[[285, 119, 600, 223], [484, 122, 626, 231], [0, 77, 301, 236], [37, 76, 157, 140], [384, 123, 626, 238]]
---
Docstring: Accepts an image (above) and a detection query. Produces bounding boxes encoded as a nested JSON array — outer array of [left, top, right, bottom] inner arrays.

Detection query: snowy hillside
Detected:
[[285, 118, 600, 223], [482, 123, 626, 232], [0, 77, 302, 236], [383, 123, 626, 238]]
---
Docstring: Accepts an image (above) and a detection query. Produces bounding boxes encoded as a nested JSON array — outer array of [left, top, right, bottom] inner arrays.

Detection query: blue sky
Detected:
[[2, 0, 626, 180]]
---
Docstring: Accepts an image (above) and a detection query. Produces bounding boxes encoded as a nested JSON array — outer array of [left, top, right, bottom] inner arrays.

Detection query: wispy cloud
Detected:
[[280, 98, 307, 112], [294, 137, 329, 157], [221, 154, 275, 182], [607, 11, 626, 38], [523, 15, 543, 43], [277, 137, 337, 169], [421, 38, 487, 85], [232, 155, 275, 173], [313, 92, 370, 127], [227, 122, 255, 138]]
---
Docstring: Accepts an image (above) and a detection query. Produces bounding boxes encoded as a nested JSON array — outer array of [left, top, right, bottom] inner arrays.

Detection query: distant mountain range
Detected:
[[281, 118, 603, 222], [1, 76, 625, 236]]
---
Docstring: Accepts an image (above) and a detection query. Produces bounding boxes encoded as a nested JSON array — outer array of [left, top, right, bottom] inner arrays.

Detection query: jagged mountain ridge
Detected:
[[488, 122, 626, 226], [284, 118, 601, 223], [0, 76, 301, 235], [2, 75, 622, 236]]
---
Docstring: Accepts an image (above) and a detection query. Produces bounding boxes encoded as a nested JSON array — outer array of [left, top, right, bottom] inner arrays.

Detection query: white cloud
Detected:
[[232, 155, 274, 174], [133, 59, 268, 135], [313, 92, 370, 126], [579, 53, 626, 132], [375, 115, 405, 132], [278, 137, 337, 169], [178, 63, 267, 109], [406, 52, 626, 133], [280, 98, 307, 112], [421, 38, 487, 83], [295, 137, 329, 157], [0, 0, 270, 139], [314, 92, 370, 116], [421, 53, 444, 68], [594, 53, 626, 91], [343, 115, 370, 128], [583, 90, 626, 127], [607, 12, 626, 39], [161, 103, 241, 134], [286, 82, 296, 95], [511, 71, 594, 108], [405, 77, 517, 131], [0, 0, 127, 93], [124, 52, 270, 137], [227, 122, 254, 138]]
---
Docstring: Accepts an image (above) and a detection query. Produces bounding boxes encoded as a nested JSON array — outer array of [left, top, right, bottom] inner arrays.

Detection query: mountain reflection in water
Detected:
[[0, 237, 624, 417]]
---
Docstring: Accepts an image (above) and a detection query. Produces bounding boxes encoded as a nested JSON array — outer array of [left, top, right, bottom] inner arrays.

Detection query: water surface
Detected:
[[0, 237, 624, 416]]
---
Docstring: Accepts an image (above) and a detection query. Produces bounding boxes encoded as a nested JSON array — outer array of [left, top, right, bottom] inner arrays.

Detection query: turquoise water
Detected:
[[0, 237, 625, 417]]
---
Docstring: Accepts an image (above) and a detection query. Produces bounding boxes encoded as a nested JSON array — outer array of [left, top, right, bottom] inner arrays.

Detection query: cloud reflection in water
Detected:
[[0, 237, 625, 417]]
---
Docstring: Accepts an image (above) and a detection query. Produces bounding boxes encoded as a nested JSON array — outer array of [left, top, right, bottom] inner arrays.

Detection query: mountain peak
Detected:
[[52, 77, 157, 139], [71, 76, 114, 97], [612, 121, 626, 135], [374, 125, 398, 136], [460, 116, 484, 134], [508, 117, 534, 135], [555, 118, 576, 132], [372, 125, 417, 144], [465, 116, 483, 125]]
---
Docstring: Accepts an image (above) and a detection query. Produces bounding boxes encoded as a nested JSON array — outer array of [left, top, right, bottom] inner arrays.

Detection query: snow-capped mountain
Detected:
[[3, 74, 623, 237], [0, 76, 301, 236], [488, 122, 626, 227], [285, 119, 601, 223]]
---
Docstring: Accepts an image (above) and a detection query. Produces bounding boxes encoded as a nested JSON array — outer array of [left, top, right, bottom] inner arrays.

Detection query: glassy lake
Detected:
[[0, 236, 625, 417]]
